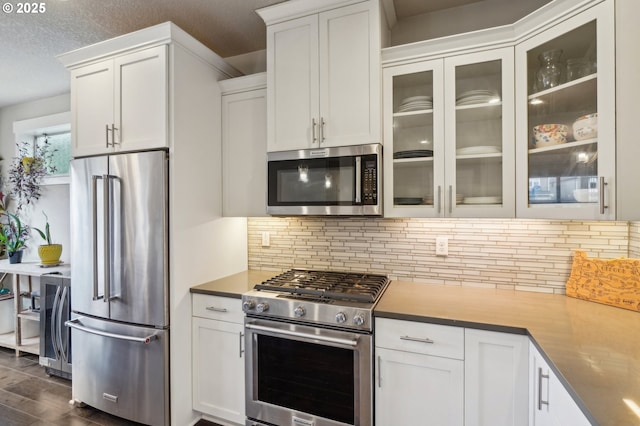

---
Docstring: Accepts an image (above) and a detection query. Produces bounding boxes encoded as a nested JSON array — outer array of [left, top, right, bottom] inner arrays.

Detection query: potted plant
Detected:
[[33, 211, 62, 265], [7, 140, 57, 213], [0, 212, 29, 264]]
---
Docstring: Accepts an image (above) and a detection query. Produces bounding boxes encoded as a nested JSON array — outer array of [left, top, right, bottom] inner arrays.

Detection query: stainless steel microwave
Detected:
[[267, 144, 382, 216]]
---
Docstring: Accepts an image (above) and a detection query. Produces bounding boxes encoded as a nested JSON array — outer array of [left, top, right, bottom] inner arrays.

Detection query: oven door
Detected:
[[245, 318, 372, 426]]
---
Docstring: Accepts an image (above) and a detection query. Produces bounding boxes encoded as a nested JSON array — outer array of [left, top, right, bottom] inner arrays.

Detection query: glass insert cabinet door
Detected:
[[383, 59, 445, 217], [383, 48, 514, 218], [444, 48, 514, 218], [515, 1, 615, 219]]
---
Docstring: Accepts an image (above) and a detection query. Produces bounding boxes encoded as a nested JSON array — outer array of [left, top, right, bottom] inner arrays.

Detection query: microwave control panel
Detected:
[[362, 156, 378, 205]]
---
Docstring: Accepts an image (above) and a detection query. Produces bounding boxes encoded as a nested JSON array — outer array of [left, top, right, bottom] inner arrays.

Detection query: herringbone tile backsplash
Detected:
[[248, 218, 638, 294]]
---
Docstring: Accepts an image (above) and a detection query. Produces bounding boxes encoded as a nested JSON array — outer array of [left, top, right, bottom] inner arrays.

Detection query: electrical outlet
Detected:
[[435, 237, 449, 256], [261, 231, 270, 247]]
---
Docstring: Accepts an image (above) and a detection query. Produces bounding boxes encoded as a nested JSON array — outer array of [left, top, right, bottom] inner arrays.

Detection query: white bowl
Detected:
[[573, 113, 598, 140], [573, 188, 598, 203]]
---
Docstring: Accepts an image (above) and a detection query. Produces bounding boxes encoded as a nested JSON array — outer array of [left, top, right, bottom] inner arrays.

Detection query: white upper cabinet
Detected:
[[220, 73, 268, 217], [70, 45, 168, 157], [384, 48, 514, 218], [260, 0, 381, 152], [515, 0, 615, 219]]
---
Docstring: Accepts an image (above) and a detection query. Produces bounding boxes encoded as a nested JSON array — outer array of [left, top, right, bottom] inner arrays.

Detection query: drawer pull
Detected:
[[205, 306, 228, 313], [400, 335, 434, 344]]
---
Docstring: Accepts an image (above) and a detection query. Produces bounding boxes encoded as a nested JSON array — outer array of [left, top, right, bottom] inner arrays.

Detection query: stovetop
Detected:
[[254, 269, 388, 303], [242, 269, 390, 332]]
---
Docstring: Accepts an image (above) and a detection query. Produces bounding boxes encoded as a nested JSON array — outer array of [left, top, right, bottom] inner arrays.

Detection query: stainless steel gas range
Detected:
[[242, 269, 389, 426]]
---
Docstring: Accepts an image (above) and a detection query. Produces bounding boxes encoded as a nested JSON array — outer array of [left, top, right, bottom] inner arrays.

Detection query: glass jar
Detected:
[[535, 49, 565, 91], [566, 58, 589, 81]]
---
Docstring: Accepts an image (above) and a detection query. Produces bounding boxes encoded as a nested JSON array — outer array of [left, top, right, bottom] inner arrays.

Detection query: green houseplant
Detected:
[[33, 211, 62, 265], [0, 212, 29, 264]]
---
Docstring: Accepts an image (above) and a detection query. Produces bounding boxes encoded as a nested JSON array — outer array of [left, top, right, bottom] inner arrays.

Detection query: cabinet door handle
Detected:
[[111, 124, 119, 145], [400, 335, 434, 344], [377, 355, 382, 388], [105, 124, 111, 147], [599, 176, 608, 214], [448, 185, 453, 214], [320, 117, 326, 144], [538, 367, 550, 410], [437, 186, 442, 214], [205, 306, 228, 313], [239, 332, 244, 358], [312, 118, 317, 144]]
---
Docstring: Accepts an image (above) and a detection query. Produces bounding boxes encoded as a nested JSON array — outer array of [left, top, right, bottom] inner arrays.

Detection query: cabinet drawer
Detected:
[[375, 318, 464, 360], [192, 294, 243, 323]]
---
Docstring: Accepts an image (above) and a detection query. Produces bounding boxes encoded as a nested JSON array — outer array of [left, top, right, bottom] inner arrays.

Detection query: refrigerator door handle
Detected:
[[103, 174, 111, 303], [66, 318, 159, 344], [92, 175, 104, 301]]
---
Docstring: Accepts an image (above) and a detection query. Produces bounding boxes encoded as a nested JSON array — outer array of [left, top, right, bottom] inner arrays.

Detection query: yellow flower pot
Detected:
[[38, 244, 62, 265]]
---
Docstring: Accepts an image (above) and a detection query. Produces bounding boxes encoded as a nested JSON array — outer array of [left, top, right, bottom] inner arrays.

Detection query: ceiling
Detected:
[[0, 0, 483, 109]]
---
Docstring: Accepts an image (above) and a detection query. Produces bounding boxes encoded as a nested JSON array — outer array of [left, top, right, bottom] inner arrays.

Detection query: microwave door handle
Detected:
[[355, 156, 362, 204]]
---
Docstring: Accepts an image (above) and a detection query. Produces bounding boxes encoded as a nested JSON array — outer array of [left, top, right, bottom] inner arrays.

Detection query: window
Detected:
[[12, 112, 71, 185]]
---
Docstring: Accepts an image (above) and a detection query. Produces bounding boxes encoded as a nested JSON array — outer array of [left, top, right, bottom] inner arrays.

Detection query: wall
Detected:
[[630, 222, 640, 258], [248, 217, 630, 294], [390, 0, 552, 46], [0, 94, 71, 263]]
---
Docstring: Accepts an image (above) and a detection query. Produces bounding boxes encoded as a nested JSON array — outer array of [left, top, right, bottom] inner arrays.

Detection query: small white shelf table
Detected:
[[0, 260, 70, 356]]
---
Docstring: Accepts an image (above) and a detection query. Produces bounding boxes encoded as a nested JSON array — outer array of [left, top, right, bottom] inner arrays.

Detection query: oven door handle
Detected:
[[245, 323, 359, 347]]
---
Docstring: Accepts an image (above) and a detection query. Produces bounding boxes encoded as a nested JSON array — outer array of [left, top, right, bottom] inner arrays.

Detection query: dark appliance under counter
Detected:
[[39, 273, 71, 379]]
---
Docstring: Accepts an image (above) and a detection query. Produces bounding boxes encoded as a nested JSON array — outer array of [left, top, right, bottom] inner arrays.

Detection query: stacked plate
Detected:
[[462, 196, 502, 205], [456, 146, 501, 155], [423, 194, 464, 205], [394, 150, 433, 159], [456, 90, 500, 106], [397, 95, 433, 112]]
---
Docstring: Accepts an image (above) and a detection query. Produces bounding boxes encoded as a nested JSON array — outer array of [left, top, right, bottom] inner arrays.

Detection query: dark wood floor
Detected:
[[0, 346, 143, 425]]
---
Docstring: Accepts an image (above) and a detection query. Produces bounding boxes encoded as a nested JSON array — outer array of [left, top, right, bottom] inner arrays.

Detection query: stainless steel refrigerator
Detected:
[[67, 150, 169, 426]]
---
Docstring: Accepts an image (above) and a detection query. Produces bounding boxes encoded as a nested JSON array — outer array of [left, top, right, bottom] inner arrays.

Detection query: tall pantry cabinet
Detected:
[[58, 22, 247, 426]]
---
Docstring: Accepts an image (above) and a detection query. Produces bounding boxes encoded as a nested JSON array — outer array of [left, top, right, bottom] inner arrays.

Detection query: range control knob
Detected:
[[242, 300, 256, 311], [294, 306, 306, 318], [256, 302, 269, 313], [335, 312, 347, 324], [353, 313, 366, 326]]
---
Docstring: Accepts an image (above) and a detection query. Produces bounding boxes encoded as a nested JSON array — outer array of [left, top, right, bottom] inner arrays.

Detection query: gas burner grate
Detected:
[[255, 269, 389, 303]]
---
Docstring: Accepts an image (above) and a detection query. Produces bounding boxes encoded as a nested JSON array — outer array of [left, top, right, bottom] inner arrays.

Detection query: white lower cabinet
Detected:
[[529, 343, 592, 426], [192, 294, 245, 425], [375, 318, 464, 426], [464, 329, 529, 426]]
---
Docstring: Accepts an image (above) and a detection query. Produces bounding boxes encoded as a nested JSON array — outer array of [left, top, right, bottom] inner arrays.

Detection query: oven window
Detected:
[[268, 157, 355, 205], [257, 334, 355, 424]]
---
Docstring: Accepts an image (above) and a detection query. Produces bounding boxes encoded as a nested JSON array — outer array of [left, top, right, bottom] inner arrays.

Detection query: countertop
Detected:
[[376, 281, 640, 426], [190, 270, 276, 299], [191, 271, 640, 426], [0, 260, 71, 278]]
